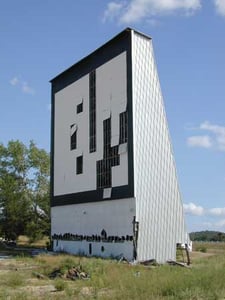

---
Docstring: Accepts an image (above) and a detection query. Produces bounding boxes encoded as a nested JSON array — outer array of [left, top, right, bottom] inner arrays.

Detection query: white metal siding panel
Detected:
[[131, 31, 188, 263]]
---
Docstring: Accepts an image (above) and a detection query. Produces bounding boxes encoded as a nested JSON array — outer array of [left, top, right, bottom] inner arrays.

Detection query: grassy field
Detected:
[[0, 242, 225, 299]]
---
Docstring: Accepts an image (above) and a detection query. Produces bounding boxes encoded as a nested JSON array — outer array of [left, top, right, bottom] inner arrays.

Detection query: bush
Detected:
[[54, 279, 68, 291], [3, 273, 25, 287]]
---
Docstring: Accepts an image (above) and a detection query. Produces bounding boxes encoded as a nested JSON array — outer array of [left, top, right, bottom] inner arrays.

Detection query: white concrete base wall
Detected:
[[53, 240, 133, 260], [51, 197, 135, 260]]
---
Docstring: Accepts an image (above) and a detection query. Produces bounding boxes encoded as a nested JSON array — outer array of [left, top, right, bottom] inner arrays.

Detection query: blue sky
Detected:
[[1, 0, 225, 233]]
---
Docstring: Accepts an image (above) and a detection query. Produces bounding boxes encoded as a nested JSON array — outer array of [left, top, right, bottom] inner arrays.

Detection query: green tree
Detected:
[[26, 141, 50, 242], [0, 140, 50, 242]]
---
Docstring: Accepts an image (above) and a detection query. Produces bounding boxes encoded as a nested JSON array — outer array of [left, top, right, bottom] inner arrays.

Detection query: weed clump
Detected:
[[3, 273, 25, 288], [54, 279, 68, 291]]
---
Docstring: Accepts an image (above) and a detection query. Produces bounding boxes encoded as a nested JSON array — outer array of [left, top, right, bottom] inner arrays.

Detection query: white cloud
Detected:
[[184, 203, 225, 218], [183, 202, 205, 216], [208, 207, 225, 217], [103, 0, 201, 23], [9, 76, 35, 95], [22, 82, 35, 95], [184, 203, 225, 231], [10, 77, 19, 86], [186, 121, 225, 151], [200, 121, 225, 151], [102, 2, 124, 22], [214, 0, 225, 16], [187, 135, 212, 148]]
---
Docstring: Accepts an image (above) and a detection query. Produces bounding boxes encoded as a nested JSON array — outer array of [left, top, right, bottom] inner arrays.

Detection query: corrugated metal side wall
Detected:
[[131, 31, 188, 263]]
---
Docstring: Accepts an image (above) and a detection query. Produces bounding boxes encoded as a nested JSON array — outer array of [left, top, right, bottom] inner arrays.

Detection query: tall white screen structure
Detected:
[[51, 28, 189, 263]]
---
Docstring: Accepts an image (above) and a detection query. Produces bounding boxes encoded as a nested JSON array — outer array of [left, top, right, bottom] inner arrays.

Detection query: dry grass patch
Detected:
[[17, 235, 50, 248], [190, 251, 215, 261], [1, 243, 225, 299], [193, 241, 225, 252]]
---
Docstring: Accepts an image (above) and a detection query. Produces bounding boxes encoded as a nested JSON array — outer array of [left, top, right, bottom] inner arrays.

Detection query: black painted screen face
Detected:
[[52, 47, 134, 205]]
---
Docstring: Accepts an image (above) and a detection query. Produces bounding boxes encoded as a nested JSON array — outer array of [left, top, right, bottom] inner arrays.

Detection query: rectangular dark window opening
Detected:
[[70, 124, 77, 150], [76, 155, 83, 174], [77, 102, 83, 114], [119, 111, 128, 144], [89, 70, 96, 152], [89, 243, 92, 255]]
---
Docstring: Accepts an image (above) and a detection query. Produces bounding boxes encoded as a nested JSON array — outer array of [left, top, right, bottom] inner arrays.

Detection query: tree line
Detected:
[[190, 231, 225, 242], [0, 140, 50, 243]]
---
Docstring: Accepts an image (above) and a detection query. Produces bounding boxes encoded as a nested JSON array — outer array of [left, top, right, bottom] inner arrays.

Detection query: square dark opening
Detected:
[[77, 102, 83, 114]]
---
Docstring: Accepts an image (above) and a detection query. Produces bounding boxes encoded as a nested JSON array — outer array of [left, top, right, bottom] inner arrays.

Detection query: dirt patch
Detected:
[[0, 259, 38, 271], [80, 286, 94, 296], [190, 251, 216, 261], [20, 284, 56, 296]]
